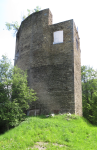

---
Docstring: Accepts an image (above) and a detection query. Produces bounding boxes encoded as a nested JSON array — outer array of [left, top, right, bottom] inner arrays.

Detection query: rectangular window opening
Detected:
[[53, 30, 63, 44], [15, 51, 19, 61]]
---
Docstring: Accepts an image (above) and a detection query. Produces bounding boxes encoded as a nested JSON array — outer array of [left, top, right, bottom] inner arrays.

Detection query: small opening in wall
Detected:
[[76, 38, 78, 50], [15, 51, 19, 61], [53, 30, 63, 44]]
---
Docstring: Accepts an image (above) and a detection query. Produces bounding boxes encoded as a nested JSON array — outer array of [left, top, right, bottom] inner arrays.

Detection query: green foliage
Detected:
[[0, 55, 12, 81], [27, 6, 41, 16], [33, 6, 41, 12], [0, 55, 37, 131], [81, 65, 97, 124], [0, 114, 97, 150], [5, 22, 19, 33], [5, 6, 41, 35]]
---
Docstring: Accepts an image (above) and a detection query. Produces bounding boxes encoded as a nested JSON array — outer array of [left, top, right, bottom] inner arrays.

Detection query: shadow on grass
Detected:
[[82, 117, 97, 127]]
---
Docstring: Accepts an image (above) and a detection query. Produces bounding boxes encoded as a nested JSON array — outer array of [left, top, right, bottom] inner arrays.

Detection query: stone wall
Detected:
[[73, 22, 82, 116], [15, 8, 82, 115]]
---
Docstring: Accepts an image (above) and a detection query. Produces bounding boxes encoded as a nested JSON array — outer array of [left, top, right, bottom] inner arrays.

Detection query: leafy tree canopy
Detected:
[[0, 55, 37, 131], [81, 65, 97, 125]]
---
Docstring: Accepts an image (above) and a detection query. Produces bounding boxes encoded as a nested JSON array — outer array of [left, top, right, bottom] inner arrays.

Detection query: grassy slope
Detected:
[[0, 114, 97, 150]]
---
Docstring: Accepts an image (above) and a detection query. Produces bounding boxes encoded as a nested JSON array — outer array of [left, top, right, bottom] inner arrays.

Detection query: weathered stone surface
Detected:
[[15, 8, 82, 116]]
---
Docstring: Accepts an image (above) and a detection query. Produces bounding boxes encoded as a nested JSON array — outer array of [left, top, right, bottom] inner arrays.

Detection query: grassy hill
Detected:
[[0, 114, 97, 150]]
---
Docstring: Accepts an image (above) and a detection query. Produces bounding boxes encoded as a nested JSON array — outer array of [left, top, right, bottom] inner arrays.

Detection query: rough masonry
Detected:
[[15, 8, 82, 116]]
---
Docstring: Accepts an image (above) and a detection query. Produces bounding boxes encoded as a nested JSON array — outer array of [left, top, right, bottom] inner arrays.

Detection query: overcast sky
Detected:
[[0, 0, 97, 69]]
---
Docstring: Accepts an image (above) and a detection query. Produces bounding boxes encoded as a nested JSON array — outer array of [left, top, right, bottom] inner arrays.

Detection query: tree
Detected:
[[5, 21, 19, 35], [81, 65, 97, 124], [5, 6, 41, 35], [0, 55, 37, 131]]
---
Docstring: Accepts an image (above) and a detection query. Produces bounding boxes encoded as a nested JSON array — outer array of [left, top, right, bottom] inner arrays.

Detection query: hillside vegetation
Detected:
[[0, 114, 97, 150]]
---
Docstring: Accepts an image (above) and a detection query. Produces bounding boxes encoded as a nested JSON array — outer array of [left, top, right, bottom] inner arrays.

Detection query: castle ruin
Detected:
[[15, 8, 82, 116]]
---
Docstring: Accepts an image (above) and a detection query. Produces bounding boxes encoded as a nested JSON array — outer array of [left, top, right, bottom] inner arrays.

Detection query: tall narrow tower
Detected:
[[15, 9, 82, 116]]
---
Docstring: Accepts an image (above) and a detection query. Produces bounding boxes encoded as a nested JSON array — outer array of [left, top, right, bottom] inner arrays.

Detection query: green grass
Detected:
[[0, 114, 97, 150]]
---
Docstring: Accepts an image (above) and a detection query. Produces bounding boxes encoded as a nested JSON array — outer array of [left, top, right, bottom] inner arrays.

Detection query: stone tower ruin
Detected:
[[15, 8, 82, 116]]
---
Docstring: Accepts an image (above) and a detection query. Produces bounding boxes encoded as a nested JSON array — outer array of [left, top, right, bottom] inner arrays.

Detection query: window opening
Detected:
[[53, 30, 63, 44], [15, 51, 19, 60], [76, 38, 78, 50]]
